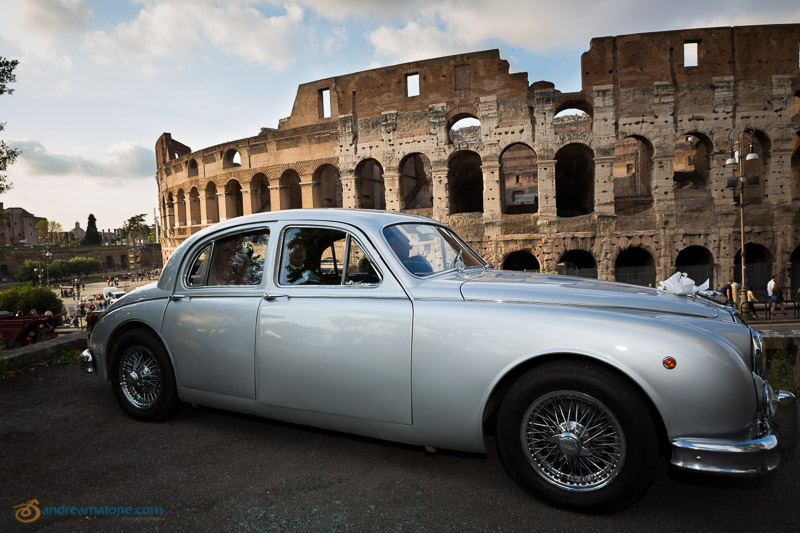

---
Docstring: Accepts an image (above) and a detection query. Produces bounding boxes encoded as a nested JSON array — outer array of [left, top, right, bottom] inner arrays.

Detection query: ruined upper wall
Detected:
[[582, 24, 800, 90], [279, 49, 530, 130]]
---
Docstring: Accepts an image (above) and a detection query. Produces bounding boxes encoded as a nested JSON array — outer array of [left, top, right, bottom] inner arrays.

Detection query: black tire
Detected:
[[111, 330, 181, 421], [496, 360, 657, 513]]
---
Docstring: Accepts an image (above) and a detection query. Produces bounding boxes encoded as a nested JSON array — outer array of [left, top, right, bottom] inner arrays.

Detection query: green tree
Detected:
[[0, 57, 20, 195], [83, 214, 102, 246], [15, 259, 38, 283], [35, 219, 49, 242], [124, 213, 152, 243], [0, 284, 63, 315]]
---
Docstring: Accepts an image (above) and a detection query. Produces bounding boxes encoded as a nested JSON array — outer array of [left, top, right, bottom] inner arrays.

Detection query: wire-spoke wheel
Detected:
[[497, 360, 657, 513], [111, 329, 180, 421], [119, 348, 162, 409], [522, 391, 625, 491]]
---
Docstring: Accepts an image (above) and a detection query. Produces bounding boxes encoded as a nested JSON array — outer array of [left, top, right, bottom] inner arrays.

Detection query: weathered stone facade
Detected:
[[156, 24, 800, 293]]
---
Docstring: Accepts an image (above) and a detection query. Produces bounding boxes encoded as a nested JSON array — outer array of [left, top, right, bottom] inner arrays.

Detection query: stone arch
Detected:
[[251, 173, 271, 213], [557, 249, 598, 279], [279, 169, 302, 210], [734, 243, 772, 292], [448, 150, 483, 214], [106, 256, 113, 269], [500, 143, 538, 214], [555, 143, 594, 217], [790, 244, 800, 295], [188, 187, 201, 225], [613, 135, 653, 215], [399, 153, 432, 209], [615, 247, 656, 287], [503, 250, 540, 272], [553, 98, 593, 135], [175, 189, 187, 226], [223, 148, 241, 169], [205, 182, 219, 224], [120, 254, 128, 269], [165, 193, 175, 228], [355, 159, 385, 209], [188, 158, 199, 178], [675, 245, 714, 289], [673, 132, 713, 195], [313, 164, 342, 208], [448, 110, 481, 146], [225, 179, 244, 218]]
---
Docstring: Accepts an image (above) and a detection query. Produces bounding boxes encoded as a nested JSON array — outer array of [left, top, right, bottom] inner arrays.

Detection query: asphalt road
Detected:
[[1, 362, 799, 532]]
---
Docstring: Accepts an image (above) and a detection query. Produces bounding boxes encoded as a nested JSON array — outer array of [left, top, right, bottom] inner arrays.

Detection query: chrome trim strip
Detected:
[[671, 434, 780, 474]]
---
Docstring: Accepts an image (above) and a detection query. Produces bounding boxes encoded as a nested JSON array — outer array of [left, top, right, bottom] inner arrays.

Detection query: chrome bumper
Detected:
[[80, 348, 96, 374], [671, 390, 797, 474]]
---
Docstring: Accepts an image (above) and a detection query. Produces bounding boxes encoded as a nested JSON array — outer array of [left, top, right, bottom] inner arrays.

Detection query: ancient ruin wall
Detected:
[[156, 24, 800, 291]]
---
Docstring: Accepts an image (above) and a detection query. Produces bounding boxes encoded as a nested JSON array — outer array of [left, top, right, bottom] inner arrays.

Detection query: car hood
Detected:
[[458, 271, 721, 319]]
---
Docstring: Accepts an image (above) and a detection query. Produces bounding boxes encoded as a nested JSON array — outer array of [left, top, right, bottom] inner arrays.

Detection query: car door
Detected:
[[256, 224, 413, 424], [162, 225, 271, 399]]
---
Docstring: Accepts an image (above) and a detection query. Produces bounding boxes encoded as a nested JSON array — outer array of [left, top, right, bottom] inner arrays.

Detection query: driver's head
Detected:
[[288, 239, 307, 267]]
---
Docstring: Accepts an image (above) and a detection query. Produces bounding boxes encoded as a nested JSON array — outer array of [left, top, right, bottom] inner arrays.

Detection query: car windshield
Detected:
[[383, 223, 485, 276]]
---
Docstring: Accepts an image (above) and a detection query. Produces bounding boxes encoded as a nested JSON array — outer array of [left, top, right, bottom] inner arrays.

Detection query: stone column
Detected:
[[217, 191, 229, 221], [300, 173, 315, 208], [537, 159, 557, 219], [594, 155, 615, 216], [241, 186, 253, 216], [383, 172, 402, 212], [481, 158, 502, 218], [340, 169, 358, 209], [431, 162, 449, 222], [199, 190, 209, 225]]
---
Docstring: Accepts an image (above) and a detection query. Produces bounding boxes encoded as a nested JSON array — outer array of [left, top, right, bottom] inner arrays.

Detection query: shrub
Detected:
[[0, 284, 64, 315]]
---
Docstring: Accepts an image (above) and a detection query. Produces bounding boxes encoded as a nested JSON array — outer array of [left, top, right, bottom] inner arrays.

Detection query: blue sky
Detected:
[[1, 0, 799, 231]]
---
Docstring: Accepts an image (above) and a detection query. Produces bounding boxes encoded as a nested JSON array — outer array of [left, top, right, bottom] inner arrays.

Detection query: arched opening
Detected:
[[503, 250, 540, 272], [120, 255, 128, 269], [188, 159, 199, 178], [675, 245, 714, 289], [448, 115, 481, 145], [280, 170, 302, 210], [399, 153, 432, 209], [175, 189, 187, 227], [0, 264, 8, 278], [188, 187, 201, 225], [557, 250, 598, 279], [166, 193, 175, 228], [205, 182, 219, 224], [613, 136, 653, 215], [223, 148, 241, 169], [555, 144, 594, 217], [106, 256, 113, 268], [355, 159, 385, 209], [791, 132, 800, 202], [673, 132, 712, 194], [553, 102, 592, 135], [501, 143, 538, 214], [251, 173, 271, 213], [790, 245, 800, 295], [313, 164, 342, 208], [734, 243, 772, 294], [615, 247, 655, 287], [448, 151, 483, 214], [739, 130, 770, 206], [225, 179, 244, 218]]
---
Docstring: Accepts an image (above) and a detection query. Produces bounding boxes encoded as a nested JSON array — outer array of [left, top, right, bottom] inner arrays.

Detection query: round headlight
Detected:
[[751, 330, 764, 375], [764, 381, 778, 418]]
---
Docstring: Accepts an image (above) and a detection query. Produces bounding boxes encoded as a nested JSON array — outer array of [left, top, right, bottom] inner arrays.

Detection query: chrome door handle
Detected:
[[263, 293, 289, 301], [169, 295, 187, 301]]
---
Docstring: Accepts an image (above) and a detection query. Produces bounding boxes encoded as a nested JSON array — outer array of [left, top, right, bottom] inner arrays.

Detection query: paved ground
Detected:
[[1, 362, 799, 532]]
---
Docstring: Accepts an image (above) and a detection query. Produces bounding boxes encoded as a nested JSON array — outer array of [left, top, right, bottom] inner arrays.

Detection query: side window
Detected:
[[279, 227, 380, 286], [187, 230, 269, 287]]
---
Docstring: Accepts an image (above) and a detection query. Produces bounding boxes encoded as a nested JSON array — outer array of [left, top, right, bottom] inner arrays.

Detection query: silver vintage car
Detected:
[[81, 209, 798, 512]]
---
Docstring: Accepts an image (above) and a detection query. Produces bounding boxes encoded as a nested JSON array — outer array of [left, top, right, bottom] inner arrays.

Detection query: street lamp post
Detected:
[[725, 127, 759, 312], [45, 246, 53, 288]]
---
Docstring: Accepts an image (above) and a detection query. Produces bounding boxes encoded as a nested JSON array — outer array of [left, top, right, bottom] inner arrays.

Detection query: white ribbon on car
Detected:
[[657, 272, 709, 295]]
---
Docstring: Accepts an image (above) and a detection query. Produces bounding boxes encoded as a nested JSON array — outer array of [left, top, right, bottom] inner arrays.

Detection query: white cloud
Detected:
[[83, 0, 307, 73], [10, 139, 155, 181]]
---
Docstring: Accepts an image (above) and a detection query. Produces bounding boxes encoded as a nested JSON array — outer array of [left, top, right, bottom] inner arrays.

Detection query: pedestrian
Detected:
[[745, 287, 759, 318], [721, 279, 733, 306], [730, 280, 741, 310], [770, 280, 787, 317]]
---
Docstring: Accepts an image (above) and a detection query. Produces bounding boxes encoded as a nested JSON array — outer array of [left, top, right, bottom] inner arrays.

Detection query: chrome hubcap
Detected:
[[119, 348, 161, 409], [521, 391, 625, 492]]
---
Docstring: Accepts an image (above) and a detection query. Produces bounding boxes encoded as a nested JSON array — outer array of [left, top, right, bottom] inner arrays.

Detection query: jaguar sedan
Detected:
[[81, 209, 798, 512]]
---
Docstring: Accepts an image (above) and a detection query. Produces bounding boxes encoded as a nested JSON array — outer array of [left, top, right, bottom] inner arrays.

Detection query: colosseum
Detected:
[[156, 23, 800, 296]]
